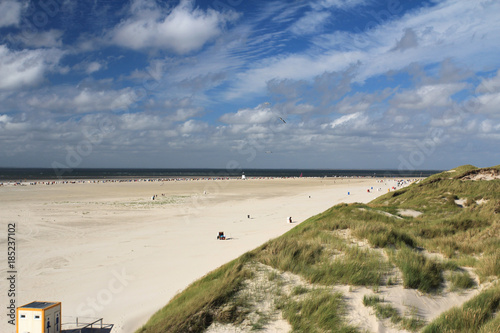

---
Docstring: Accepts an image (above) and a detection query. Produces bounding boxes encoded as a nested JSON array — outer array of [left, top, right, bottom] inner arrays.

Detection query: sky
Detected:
[[0, 0, 499, 171]]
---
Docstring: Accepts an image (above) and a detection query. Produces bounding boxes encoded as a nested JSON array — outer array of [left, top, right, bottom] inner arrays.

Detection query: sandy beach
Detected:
[[1, 177, 400, 333]]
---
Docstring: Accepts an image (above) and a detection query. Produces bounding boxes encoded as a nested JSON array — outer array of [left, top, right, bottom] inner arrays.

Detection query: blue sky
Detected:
[[0, 0, 499, 170]]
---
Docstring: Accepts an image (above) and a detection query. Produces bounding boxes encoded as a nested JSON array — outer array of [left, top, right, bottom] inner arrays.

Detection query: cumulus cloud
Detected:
[[390, 83, 466, 110], [86, 62, 103, 74], [219, 105, 277, 124], [108, 0, 238, 54], [178, 119, 208, 134], [0, 45, 64, 90], [0, 0, 22, 27], [475, 92, 500, 116]]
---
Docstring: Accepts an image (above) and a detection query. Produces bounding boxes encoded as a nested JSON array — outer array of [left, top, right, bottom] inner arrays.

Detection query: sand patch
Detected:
[[460, 169, 500, 181], [206, 262, 297, 333], [397, 209, 423, 218], [358, 207, 403, 220], [476, 198, 489, 205]]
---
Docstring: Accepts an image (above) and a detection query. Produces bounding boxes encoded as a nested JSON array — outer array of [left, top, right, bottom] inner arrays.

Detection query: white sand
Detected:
[[1, 177, 392, 333]]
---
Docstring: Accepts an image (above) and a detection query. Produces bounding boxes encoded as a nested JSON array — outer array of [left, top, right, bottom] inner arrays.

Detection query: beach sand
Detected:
[[0, 177, 397, 333]]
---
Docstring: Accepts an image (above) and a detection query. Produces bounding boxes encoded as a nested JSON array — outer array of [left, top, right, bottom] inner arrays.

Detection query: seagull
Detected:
[[265, 151, 273, 154], [279, 117, 286, 124]]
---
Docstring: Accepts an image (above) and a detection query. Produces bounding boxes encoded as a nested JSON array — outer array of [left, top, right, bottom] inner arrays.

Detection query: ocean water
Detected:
[[0, 168, 441, 181]]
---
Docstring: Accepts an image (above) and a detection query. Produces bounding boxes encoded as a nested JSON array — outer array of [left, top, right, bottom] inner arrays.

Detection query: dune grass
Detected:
[[391, 246, 444, 293], [279, 289, 359, 333], [477, 250, 500, 283], [136, 165, 499, 332], [136, 255, 253, 333], [448, 270, 476, 291], [423, 284, 500, 333], [257, 235, 389, 286]]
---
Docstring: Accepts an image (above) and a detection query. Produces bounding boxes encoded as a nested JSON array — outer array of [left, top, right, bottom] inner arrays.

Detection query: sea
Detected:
[[0, 168, 441, 182]]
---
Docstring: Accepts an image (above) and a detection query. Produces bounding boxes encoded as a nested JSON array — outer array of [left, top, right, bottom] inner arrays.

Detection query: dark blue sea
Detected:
[[0, 168, 441, 181]]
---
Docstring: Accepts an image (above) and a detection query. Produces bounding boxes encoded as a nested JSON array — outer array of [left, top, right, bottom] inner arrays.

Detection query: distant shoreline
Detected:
[[0, 167, 441, 182]]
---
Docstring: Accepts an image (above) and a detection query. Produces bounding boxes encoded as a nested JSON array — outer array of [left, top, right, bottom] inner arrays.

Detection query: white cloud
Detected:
[[13, 29, 64, 48], [168, 107, 202, 122], [476, 70, 500, 95], [109, 0, 238, 54], [86, 62, 103, 74], [476, 92, 500, 116], [225, 50, 363, 99], [0, 114, 12, 123], [178, 119, 208, 134], [390, 83, 466, 110], [219, 105, 277, 124], [0, 0, 22, 27], [120, 113, 162, 131], [25, 87, 136, 113], [226, 0, 500, 99], [324, 112, 363, 129], [290, 10, 330, 35], [0, 45, 64, 90], [313, 0, 368, 10]]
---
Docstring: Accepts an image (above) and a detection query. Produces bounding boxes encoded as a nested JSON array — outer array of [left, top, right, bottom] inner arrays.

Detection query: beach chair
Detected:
[[217, 231, 226, 240]]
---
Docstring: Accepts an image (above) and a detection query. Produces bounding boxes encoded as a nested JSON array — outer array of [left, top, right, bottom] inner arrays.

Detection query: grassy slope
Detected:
[[136, 165, 500, 333]]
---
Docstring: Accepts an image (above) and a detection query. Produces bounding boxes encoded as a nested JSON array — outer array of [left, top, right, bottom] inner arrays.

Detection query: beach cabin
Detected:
[[17, 301, 61, 333]]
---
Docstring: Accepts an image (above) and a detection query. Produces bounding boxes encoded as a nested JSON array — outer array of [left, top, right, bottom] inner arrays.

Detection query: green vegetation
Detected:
[[136, 256, 253, 333], [279, 289, 358, 333], [477, 250, 500, 283], [448, 270, 476, 291], [257, 236, 389, 286], [291, 285, 309, 296], [423, 284, 500, 333], [136, 165, 499, 333], [391, 246, 443, 293]]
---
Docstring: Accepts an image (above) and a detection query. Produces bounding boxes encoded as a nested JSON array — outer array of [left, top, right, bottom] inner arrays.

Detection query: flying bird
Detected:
[[279, 117, 286, 124]]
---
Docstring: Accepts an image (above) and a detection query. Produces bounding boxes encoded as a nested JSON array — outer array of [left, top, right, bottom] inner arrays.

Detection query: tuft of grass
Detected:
[[291, 285, 309, 296], [362, 294, 382, 306], [448, 270, 475, 291], [267, 271, 279, 281], [250, 311, 270, 331], [477, 250, 500, 282], [281, 289, 359, 333], [309, 246, 389, 286], [478, 312, 500, 333], [355, 225, 416, 249], [392, 247, 443, 293], [423, 284, 500, 333]]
